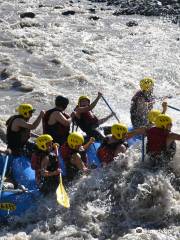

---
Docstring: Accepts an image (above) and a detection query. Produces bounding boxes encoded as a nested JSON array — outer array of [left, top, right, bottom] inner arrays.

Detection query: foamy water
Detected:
[[0, 0, 180, 239]]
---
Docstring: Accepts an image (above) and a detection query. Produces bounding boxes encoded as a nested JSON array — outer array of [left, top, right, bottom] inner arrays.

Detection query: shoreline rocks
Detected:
[[88, 0, 180, 20]]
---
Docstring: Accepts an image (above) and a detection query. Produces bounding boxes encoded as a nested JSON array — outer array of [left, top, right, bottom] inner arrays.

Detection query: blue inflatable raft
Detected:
[[0, 133, 141, 220]]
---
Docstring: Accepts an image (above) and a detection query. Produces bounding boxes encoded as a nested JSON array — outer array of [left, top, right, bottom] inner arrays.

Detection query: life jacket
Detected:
[[33, 150, 59, 194], [31, 148, 59, 186], [97, 136, 128, 164], [46, 153, 59, 173], [146, 127, 169, 155], [61, 142, 87, 165], [74, 106, 99, 133], [6, 115, 30, 152], [43, 108, 70, 144]]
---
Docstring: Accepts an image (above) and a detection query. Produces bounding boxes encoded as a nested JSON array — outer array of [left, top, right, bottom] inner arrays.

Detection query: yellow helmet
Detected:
[[36, 134, 53, 151], [67, 132, 84, 149], [78, 96, 90, 106], [155, 114, 172, 129], [111, 123, 128, 140], [16, 103, 35, 118], [140, 77, 155, 91], [148, 109, 161, 124]]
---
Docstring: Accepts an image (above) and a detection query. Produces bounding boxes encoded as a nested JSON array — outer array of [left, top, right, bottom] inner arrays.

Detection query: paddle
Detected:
[[0, 155, 9, 199], [168, 105, 180, 112], [101, 95, 120, 122], [142, 135, 145, 162], [54, 145, 70, 208], [56, 172, 70, 208]]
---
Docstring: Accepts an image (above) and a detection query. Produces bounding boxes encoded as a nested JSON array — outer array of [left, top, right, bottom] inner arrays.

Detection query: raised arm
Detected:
[[161, 101, 167, 114], [17, 111, 44, 130], [76, 92, 102, 114], [82, 137, 95, 151]]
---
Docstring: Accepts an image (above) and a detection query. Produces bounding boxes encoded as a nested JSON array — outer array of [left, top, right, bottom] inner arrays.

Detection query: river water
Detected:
[[0, 0, 180, 239]]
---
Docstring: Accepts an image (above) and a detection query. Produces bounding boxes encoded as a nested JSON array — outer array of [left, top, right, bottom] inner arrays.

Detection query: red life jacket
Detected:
[[97, 146, 115, 164], [74, 106, 99, 133], [43, 108, 70, 144], [146, 127, 169, 155], [61, 142, 87, 165], [97, 136, 128, 164]]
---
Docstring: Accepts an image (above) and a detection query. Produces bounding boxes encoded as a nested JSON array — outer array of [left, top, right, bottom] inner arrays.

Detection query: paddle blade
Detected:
[[56, 175, 70, 208]]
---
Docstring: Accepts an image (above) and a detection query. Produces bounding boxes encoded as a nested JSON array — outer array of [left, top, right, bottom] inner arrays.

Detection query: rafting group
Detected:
[[1, 77, 180, 196]]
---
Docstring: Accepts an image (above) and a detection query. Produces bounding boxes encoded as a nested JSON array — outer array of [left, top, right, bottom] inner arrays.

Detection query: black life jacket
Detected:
[[74, 106, 99, 134], [6, 115, 30, 152], [43, 108, 70, 144]]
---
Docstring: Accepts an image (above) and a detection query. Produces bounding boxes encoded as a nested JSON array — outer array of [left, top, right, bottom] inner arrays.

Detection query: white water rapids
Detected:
[[0, 0, 180, 239]]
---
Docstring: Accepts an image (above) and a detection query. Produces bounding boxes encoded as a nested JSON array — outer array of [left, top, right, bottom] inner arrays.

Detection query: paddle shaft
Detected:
[[0, 155, 9, 199], [101, 95, 120, 122], [142, 135, 145, 162], [168, 105, 180, 112]]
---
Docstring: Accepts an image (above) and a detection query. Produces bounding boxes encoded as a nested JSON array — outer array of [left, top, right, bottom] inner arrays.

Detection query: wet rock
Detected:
[[0, 69, 11, 80], [50, 59, 62, 65], [19, 85, 34, 92], [11, 80, 22, 88], [88, 16, 100, 20], [54, 6, 63, 9], [20, 12, 35, 18], [82, 49, 91, 55], [62, 10, 76, 15], [90, 0, 180, 17], [126, 20, 138, 27], [88, 8, 96, 13]]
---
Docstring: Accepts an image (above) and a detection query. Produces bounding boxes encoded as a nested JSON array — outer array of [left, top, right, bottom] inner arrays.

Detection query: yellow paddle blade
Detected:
[[56, 175, 70, 208]]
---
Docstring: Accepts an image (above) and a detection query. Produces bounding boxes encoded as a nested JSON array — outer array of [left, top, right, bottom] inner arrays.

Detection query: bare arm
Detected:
[[82, 137, 95, 151], [55, 111, 72, 127], [161, 101, 167, 114], [15, 111, 44, 130], [76, 92, 102, 114], [126, 127, 146, 139], [98, 113, 114, 125], [40, 156, 59, 177], [168, 132, 180, 141]]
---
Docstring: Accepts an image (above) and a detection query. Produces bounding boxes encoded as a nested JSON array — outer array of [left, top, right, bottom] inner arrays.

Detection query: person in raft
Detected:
[[134, 114, 180, 168], [73, 92, 114, 141], [130, 77, 155, 128], [61, 132, 95, 180], [31, 134, 60, 195], [43, 95, 74, 146], [147, 101, 168, 127], [6, 103, 44, 156], [97, 123, 140, 165]]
